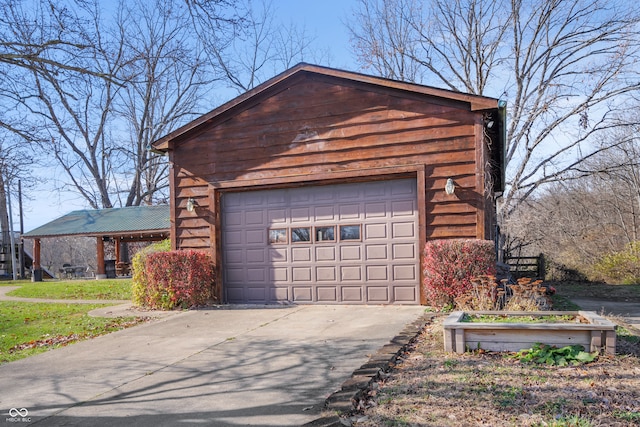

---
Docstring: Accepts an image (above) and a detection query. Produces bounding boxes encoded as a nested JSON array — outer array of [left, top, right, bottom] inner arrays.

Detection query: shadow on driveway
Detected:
[[0, 305, 425, 426]]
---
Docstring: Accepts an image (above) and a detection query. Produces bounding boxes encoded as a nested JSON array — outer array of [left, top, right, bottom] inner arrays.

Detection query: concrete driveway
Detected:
[[0, 304, 425, 426]]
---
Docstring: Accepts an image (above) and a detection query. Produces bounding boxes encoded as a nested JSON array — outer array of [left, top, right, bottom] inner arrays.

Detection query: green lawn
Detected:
[[0, 301, 146, 363], [3, 279, 132, 300], [0, 279, 141, 364]]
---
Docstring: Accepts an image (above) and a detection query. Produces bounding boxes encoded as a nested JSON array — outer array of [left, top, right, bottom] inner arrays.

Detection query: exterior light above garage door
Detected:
[[445, 178, 455, 195], [186, 197, 197, 212]]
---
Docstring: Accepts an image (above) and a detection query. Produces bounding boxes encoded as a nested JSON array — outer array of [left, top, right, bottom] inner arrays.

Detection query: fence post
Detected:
[[537, 253, 545, 279]]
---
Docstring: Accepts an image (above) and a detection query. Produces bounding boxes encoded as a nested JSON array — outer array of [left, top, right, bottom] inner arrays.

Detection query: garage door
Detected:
[[221, 179, 420, 304]]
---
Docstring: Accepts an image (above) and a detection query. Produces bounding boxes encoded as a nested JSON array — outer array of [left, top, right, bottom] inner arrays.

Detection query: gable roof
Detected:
[[152, 63, 501, 151], [22, 205, 170, 239]]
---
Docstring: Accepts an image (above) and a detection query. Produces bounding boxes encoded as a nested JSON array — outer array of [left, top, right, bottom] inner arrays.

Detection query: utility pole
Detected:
[[18, 180, 24, 278], [7, 185, 17, 280]]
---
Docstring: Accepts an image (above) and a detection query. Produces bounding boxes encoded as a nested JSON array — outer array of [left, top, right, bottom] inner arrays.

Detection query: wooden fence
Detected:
[[505, 253, 545, 279]]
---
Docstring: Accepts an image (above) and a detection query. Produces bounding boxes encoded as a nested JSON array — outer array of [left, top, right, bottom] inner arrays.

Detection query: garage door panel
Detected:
[[269, 248, 287, 262], [337, 186, 360, 200], [247, 268, 266, 282], [317, 287, 337, 302], [270, 267, 287, 281], [226, 287, 244, 302], [244, 193, 266, 206], [365, 245, 387, 259], [292, 267, 312, 282], [339, 204, 360, 219], [394, 287, 417, 302], [293, 287, 312, 301], [341, 266, 362, 281], [245, 210, 265, 225], [222, 178, 419, 304], [393, 264, 416, 280], [292, 247, 311, 262], [365, 223, 387, 239], [246, 287, 266, 302], [316, 246, 336, 261], [291, 207, 311, 222], [225, 249, 243, 264], [314, 205, 335, 221], [366, 265, 388, 280], [224, 230, 243, 244], [367, 287, 389, 302], [246, 230, 265, 244], [342, 287, 362, 302], [246, 249, 265, 263], [270, 287, 289, 301], [391, 200, 416, 217], [340, 246, 361, 260], [226, 268, 245, 281], [364, 202, 386, 218], [268, 208, 287, 223], [392, 243, 415, 260], [392, 222, 415, 238], [316, 266, 336, 281]]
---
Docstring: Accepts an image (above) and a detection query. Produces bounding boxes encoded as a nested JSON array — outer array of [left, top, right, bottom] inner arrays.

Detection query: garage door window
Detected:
[[291, 227, 311, 243], [315, 226, 335, 242], [339, 224, 361, 241], [270, 225, 362, 244], [268, 229, 287, 244]]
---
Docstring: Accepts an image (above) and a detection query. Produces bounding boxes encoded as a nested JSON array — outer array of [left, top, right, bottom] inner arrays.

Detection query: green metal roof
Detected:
[[23, 205, 171, 239]]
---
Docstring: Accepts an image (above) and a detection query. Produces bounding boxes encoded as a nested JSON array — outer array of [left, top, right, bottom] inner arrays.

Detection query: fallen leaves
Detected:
[[8, 318, 148, 354], [351, 318, 640, 427]]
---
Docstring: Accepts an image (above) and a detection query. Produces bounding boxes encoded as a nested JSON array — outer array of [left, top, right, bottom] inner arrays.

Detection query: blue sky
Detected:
[[21, 0, 359, 231]]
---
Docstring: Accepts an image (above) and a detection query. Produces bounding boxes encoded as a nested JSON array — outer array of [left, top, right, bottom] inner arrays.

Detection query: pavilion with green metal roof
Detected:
[[22, 205, 170, 280]]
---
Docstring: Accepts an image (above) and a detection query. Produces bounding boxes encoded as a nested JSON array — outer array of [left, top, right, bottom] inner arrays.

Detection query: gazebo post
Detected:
[[115, 237, 121, 263], [32, 238, 42, 282], [96, 237, 106, 279]]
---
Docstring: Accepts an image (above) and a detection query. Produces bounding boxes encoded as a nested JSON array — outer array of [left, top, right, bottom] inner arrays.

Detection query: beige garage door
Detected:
[[221, 179, 420, 304]]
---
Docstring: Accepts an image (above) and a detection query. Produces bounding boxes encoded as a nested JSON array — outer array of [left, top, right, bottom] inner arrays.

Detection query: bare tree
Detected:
[[113, 0, 214, 206], [0, 0, 230, 209], [0, 0, 116, 81], [506, 108, 640, 277], [191, 0, 321, 93], [347, 0, 640, 220]]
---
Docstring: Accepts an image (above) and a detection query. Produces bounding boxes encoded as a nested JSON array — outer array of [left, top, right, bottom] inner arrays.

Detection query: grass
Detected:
[[4, 279, 132, 300], [0, 301, 146, 363], [0, 279, 143, 364], [550, 281, 640, 300], [349, 317, 640, 427]]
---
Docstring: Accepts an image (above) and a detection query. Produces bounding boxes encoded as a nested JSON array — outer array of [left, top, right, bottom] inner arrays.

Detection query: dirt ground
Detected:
[[346, 282, 640, 427]]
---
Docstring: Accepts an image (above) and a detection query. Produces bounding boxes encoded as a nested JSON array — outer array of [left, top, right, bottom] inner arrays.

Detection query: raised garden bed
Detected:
[[443, 311, 617, 355]]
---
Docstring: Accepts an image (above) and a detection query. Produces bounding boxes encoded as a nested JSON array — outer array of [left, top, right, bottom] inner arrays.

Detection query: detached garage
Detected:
[[152, 63, 505, 305]]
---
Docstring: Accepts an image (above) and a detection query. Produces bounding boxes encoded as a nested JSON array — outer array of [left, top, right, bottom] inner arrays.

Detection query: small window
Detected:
[[315, 226, 336, 242], [268, 229, 288, 244], [340, 225, 361, 241], [291, 227, 311, 243]]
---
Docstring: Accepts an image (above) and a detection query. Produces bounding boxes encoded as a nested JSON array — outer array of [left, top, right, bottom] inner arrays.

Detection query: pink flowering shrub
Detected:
[[143, 250, 216, 310], [423, 239, 496, 309]]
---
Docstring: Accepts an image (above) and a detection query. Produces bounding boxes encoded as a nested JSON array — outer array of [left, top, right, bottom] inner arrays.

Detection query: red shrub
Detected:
[[144, 250, 216, 310], [423, 239, 496, 309]]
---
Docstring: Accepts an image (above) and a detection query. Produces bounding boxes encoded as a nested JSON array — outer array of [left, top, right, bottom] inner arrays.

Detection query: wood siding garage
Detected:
[[222, 179, 419, 304], [152, 63, 505, 305]]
